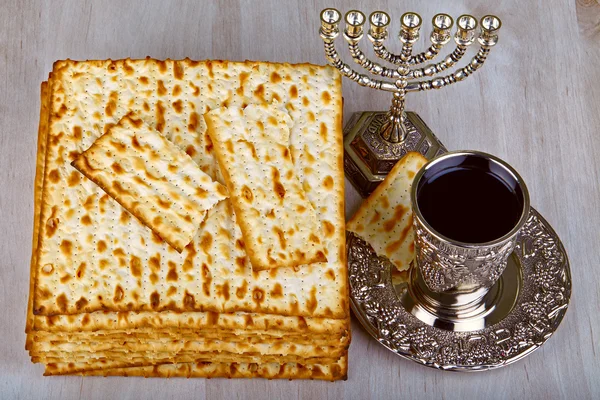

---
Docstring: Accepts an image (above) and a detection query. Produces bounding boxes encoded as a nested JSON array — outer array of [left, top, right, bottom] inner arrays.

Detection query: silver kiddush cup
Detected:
[[410, 151, 530, 294]]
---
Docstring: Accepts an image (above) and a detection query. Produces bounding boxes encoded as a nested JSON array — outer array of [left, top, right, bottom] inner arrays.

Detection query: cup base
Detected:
[[398, 253, 522, 332]]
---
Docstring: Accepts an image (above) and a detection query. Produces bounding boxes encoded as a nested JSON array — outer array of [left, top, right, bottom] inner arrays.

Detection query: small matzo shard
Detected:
[[205, 104, 327, 271], [72, 113, 228, 252], [347, 152, 428, 272]]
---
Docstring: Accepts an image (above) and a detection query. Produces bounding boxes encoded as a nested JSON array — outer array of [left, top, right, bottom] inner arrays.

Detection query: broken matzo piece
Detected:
[[347, 152, 428, 272], [72, 112, 228, 252], [205, 104, 327, 271]]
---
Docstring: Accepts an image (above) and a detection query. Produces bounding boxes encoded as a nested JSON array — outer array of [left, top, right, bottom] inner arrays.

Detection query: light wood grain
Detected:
[[1, 0, 598, 399]]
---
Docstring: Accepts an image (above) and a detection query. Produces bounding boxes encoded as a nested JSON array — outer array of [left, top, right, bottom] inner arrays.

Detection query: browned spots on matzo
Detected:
[[60, 274, 71, 284], [322, 90, 332, 104], [166, 263, 178, 282], [382, 204, 408, 233], [157, 60, 167, 73], [323, 175, 334, 190], [241, 185, 253, 202], [252, 288, 265, 305], [245, 141, 258, 160], [123, 61, 134, 75], [270, 71, 282, 83], [139, 76, 149, 85], [156, 101, 166, 132], [113, 248, 126, 257], [150, 291, 160, 309], [111, 162, 124, 175], [273, 180, 286, 200], [270, 283, 283, 298], [369, 210, 382, 224], [188, 112, 199, 132], [320, 122, 328, 141], [183, 292, 195, 309], [199, 232, 213, 254], [56, 293, 68, 313], [190, 82, 200, 96], [235, 239, 245, 251], [225, 139, 234, 153], [157, 198, 171, 209], [99, 259, 109, 270], [254, 84, 265, 103], [81, 214, 92, 226], [67, 171, 81, 187], [381, 196, 390, 209], [113, 285, 124, 302], [55, 103, 67, 119], [60, 240, 72, 256], [309, 233, 321, 244], [274, 227, 286, 249], [130, 256, 142, 277], [73, 126, 82, 140], [290, 85, 298, 98], [149, 254, 161, 271], [235, 256, 246, 273], [111, 181, 128, 196], [204, 134, 213, 153], [46, 209, 59, 237], [325, 269, 336, 280], [172, 84, 182, 96], [120, 210, 130, 224], [174, 61, 185, 79], [216, 281, 230, 300], [75, 297, 88, 311], [48, 169, 60, 183], [323, 220, 335, 238], [173, 99, 183, 113], [207, 311, 219, 325], [202, 263, 212, 296], [182, 242, 196, 272], [131, 134, 142, 150], [236, 281, 248, 299], [105, 91, 118, 117], [306, 287, 318, 314], [75, 262, 86, 279]]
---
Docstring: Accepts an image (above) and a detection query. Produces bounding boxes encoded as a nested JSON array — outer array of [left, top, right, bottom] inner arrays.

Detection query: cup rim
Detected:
[[410, 150, 531, 248]]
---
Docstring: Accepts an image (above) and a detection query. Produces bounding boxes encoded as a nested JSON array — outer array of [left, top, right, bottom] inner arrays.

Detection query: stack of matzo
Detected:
[[26, 59, 349, 380]]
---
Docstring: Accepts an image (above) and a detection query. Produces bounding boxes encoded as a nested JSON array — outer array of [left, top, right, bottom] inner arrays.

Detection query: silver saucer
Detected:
[[347, 208, 572, 371]]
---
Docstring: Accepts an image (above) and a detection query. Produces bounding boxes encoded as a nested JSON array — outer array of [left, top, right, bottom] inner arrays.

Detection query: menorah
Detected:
[[319, 9, 501, 197]]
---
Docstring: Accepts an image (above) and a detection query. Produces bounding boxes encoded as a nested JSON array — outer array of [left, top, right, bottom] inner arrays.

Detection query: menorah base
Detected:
[[343, 111, 447, 198]]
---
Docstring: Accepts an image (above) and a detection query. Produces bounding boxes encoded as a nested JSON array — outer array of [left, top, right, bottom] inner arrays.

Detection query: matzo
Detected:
[[72, 112, 228, 252], [32, 59, 346, 318], [53, 355, 348, 380], [347, 152, 427, 272], [205, 104, 326, 271]]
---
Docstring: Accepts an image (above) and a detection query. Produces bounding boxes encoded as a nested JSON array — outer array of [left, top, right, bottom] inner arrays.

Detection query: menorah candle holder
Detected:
[[319, 9, 501, 197]]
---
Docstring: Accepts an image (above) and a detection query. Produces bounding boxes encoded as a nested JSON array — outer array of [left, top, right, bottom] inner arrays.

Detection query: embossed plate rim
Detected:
[[347, 208, 572, 371]]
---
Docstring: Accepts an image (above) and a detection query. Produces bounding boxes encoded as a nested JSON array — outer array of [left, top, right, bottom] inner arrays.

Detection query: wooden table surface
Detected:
[[1, 1, 598, 399]]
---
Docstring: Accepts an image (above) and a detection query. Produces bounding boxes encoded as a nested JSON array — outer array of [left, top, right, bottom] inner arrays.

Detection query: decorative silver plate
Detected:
[[347, 208, 572, 371]]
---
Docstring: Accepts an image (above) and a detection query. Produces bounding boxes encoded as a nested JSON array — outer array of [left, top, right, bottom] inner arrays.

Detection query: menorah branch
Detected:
[[347, 41, 400, 79], [409, 47, 492, 92], [408, 45, 467, 79], [321, 39, 398, 92]]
